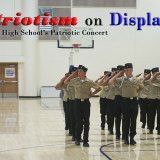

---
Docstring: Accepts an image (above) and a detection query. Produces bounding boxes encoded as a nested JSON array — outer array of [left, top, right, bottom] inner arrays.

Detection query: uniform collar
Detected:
[[78, 77, 89, 82]]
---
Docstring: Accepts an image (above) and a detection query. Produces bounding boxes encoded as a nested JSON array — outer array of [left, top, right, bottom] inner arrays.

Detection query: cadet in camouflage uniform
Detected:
[[109, 63, 143, 145], [109, 65, 125, 139], [105, 68, 117, 135], [67, 66, 78, 141], [138, 69, 151, 129], [55, 73, 72, 135], [148, 67, 160, 134], [65, 65, 101, 147], [95, 71, 110, 130], [101, 68, 117, 135]]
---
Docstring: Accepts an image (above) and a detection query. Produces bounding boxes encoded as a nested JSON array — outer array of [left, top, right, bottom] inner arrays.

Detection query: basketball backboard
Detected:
[[57, 27, 94, 48]]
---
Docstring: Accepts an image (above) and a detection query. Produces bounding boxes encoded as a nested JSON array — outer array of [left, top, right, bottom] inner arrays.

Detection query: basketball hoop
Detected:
[[72, 44, 81, 53]]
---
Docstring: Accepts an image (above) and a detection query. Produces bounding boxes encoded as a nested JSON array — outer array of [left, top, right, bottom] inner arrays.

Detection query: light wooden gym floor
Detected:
[[0, 97, 159, 160]]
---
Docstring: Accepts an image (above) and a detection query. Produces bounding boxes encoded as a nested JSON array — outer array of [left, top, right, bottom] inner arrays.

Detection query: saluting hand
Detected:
[[99, 75, 105, 79], [144, 73, 151, 80], [155, 72, 160, 77], [71, 70, 78, 78], [117, 70, 124, 76]]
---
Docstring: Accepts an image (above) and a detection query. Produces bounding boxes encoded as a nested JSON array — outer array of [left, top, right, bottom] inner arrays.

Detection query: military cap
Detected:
[[73, 67, 78, 72], [108, 72, 111, 77], [144, 69, 151, 74], [78, 65, 88, 72], [104, 71, 109, 75], [125, 63, 133, 69], [69, 65, 74, 74], [117, 65, 125, 71], [152, 67, 159, 73], [111, 68, 117, 72]]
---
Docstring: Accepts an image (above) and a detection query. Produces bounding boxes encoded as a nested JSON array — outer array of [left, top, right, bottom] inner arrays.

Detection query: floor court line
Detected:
[[100, 137, 160, 160]]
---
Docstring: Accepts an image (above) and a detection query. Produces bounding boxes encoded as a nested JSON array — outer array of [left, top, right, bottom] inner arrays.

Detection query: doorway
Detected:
[[0, 63, 18, 98]]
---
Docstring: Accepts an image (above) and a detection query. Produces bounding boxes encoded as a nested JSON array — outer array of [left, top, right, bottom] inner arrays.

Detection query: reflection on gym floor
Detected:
[[0, 97, 159, 160], [0, 99, 19, 133]]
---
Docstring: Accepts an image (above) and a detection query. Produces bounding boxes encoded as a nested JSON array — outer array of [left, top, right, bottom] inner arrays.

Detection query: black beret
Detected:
[[125, 63, 133, 69], [117, 65, 125, 71], [111, 68, 117, 72], [73, 67, 77, 71], [144, 69, 151, 74], [152, 67, 159, 73], [108, 72, 111, 76], [69, 65, 74, 74], [78, 65, 88, 72], [104, 71, 109, 75]]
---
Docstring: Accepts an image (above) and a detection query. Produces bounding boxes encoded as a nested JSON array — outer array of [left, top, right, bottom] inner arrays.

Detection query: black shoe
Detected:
[[80, 139, 83, 142], [149, 130, 153, 134], [108, 130, 114, 135], [65, 126, 69, 130], [72, 137, 75, 141], [130, 139, 136, 145], [124, 139, 129, 145], [101, 123, 105, 130], [68, 133, 72, 136], [101, 127, 105, 130], [157, 131, 160, 135], [141, 124, 145, 128], [116, 135, 120, 140], [83, 142, 89, 147], [75, 140, 80, 145]]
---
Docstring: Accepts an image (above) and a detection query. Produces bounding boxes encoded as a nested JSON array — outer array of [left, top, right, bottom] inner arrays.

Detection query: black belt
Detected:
[[75, 98, 89, 102], [115, 95, 122, 98], [122, 97, 137, 100], [139, 98, 148, 100]]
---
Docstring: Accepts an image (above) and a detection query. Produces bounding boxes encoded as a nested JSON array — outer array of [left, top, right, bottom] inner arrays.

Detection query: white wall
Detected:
[[0, 0, 15, 16], [0, 0, 160, 96], [39, 8, 136, 85], [39, 41, 71, 86], [71, 7, 136, 80], [135, 0, 160, 71], [40, 0, 160, 85], [0, 0, 22, 56]]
